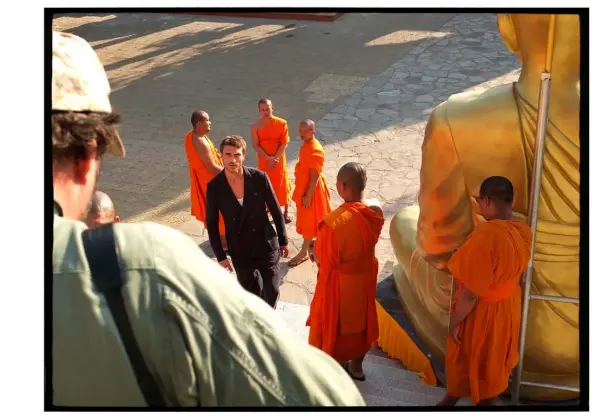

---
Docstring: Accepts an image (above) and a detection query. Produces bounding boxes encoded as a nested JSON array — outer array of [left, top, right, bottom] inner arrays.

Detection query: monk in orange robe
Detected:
[[184, 110, 226, 248], [250, 98, 292, 223], [288, 119, 332, 267], [307, 162, 385, 381], [437, 176, 532, 406]]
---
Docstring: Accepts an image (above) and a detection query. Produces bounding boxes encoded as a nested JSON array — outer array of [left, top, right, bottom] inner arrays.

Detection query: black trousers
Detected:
[[233, 250, 281, 308]]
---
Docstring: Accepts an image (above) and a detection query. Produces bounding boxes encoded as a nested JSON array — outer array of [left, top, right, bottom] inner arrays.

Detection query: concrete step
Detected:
[[274, 300, 476, 406], [357, 363, 445, 405], [275, 300, 310, 341], [358, 362, 474, 406], [364, 348, 409, 370], [362, 393, 420, 407]]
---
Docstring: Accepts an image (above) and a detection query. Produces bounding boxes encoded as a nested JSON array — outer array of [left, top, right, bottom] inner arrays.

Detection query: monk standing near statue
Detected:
[[437, 176, 532, 406], [288, 119, 332, 267], [307, 162, 385, 381], [251, 98, 293, 223], [184, 110, 226, 248]]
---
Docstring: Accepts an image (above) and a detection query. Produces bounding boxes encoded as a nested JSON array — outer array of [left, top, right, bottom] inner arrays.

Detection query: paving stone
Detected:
[[323, 113, 343, 120], [448, 72, 468, 80], [356, 108, 376, 120], [415, 94, 434, 103]]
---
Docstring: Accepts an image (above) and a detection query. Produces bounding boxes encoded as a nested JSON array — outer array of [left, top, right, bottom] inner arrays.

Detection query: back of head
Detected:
[[89, 191, 115, 216], [338, 162, 367, 195], [498, 14, 580, 73], [52, 31, 126, 221], [85, 190, 118, 228], [480, 176, 514, 206], [52, 31, 125, 165]]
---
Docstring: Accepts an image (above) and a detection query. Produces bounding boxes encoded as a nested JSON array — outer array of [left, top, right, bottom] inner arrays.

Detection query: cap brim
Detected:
[[107, 131, 126, 158]]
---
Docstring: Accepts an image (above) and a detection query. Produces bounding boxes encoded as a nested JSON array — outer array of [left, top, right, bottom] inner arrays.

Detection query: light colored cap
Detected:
[[52, 31, 125, 157]]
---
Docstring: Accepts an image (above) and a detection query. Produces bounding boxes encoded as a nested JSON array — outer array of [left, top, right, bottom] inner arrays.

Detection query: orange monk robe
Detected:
[[292, 138, 332, 239], [184, 131, 225, 235], [307, 203, 385, 364], [445, 220, 532, 404], [256, 116, 292, 207]]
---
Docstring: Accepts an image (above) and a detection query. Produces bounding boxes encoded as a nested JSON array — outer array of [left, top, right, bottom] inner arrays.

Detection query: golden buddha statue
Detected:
[[390, 13, 579, 401]]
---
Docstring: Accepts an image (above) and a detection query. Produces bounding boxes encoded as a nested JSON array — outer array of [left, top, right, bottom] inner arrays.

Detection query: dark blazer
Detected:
[[206, 166, 289, 265]]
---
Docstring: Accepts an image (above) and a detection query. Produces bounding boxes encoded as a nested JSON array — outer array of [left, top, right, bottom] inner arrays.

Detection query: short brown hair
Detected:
[[52, 111, 122, 163], [220, 135, 247, 155]]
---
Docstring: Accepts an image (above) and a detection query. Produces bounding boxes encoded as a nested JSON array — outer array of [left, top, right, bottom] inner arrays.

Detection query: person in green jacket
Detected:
[[51, 30, 365, 407]]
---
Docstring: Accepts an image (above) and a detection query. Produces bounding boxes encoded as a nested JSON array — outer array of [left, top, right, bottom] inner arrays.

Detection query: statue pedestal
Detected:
[[376, 273, 580, 406], [375, 274, 443, 386]]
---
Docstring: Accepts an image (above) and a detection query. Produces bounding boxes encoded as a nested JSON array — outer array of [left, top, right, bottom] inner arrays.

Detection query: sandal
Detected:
[[284, 213, 293, 224], [342, 363, 366, 381]]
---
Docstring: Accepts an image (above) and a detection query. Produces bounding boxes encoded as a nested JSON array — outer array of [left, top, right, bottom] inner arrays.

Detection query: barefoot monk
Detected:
[[251, 98, 293, 223], [307, 163, 384, 381], [437, 176, 532, 406], [288, 119, 332, 268]]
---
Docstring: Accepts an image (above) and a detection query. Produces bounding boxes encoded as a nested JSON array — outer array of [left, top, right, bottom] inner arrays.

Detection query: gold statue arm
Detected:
[[416, 105, 479, 271]]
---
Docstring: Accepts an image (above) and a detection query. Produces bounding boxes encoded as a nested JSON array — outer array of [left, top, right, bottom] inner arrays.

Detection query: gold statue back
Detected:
[[390, 14, 579, 401]]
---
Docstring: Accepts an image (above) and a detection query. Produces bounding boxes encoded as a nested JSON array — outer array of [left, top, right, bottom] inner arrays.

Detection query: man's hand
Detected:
[[280, 245, 289, 258], [219, 259, 234, 272], [266, 155, 279, 170], [449, 322, 461, 345], [302, 194, 312, 209], [270, 156, 280, 169]]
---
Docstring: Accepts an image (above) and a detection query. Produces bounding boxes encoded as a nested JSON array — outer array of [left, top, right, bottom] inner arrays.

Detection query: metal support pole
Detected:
[[530, 294, 579, 304], [510, 16, 557, 405], [510, 72, 552, 405]]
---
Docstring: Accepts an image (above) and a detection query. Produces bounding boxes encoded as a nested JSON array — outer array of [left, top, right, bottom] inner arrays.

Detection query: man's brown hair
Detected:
[[220, 135, 247, 155], [52, 111, 122, 163]]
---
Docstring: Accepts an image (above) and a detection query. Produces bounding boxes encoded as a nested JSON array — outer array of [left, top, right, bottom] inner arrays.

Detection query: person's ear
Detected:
[[114, 216, 120, 223]]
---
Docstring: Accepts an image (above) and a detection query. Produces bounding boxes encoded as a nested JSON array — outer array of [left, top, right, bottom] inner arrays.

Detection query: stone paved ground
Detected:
[[53, 13, 520, 305], [53, 12, 453, 226], [181, 14, 521, 304]]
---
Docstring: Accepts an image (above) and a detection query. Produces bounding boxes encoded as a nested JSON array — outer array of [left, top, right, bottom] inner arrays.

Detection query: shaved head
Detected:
[[89, 191, 115, 217], [337, 162, 367, 194], [86, 191, 118, 228], [300, 119, 315, 129], [479, 176, 514, 205], [299, 118, 316, 142], [191, 110, 209, 128], [476, 175, 515, 220], [258, 98, 272, 107]]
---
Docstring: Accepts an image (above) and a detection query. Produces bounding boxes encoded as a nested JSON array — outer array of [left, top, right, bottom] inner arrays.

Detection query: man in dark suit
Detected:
[[206, 135, 290, 308]]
